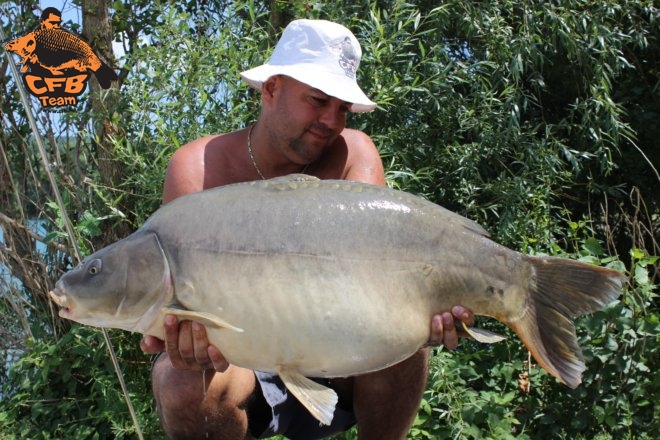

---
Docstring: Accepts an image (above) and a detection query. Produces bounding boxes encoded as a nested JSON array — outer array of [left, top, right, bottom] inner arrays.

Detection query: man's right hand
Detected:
[[140, 315, 229, 372]]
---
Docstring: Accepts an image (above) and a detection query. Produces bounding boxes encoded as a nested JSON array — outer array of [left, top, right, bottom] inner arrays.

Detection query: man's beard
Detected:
[[290, 124, 336, 163]]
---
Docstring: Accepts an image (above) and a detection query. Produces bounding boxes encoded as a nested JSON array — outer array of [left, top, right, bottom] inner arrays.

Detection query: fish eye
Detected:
[[87, 259, 102, 276]]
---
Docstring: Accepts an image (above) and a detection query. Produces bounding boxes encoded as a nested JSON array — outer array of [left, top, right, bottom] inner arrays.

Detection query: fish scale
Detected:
[[49, 174, 623, 426], [34, 28, 100, 66]]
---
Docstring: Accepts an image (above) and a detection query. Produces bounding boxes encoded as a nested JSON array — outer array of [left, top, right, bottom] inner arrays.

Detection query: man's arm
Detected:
[[341, 129, 387, 185], [162, 137, 210, 203]]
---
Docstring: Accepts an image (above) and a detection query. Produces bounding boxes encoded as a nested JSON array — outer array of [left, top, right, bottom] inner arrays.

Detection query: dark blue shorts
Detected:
[[248, 371, 356, 439]]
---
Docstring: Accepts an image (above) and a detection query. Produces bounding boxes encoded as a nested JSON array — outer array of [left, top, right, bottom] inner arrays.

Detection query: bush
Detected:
[[0, 326, 158, 439]]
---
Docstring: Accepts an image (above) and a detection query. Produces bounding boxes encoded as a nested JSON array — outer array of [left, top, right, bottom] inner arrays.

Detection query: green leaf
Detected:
[[634, 264, 649, 285], [584, 237, 604, 256]]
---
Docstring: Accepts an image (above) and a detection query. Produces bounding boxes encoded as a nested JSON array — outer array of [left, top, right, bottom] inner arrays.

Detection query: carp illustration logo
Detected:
[[4, 7, 118, 109]]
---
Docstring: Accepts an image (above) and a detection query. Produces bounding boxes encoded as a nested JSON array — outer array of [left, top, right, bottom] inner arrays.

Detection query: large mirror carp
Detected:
[[50, 175, 623, 425]]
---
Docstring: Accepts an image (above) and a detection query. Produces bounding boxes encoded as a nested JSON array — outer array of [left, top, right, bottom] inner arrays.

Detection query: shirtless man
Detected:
[[141, 19, 473, 439]]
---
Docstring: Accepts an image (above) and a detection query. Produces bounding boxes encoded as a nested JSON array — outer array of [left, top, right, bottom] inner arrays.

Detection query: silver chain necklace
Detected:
[[247, 124, 309, 180]]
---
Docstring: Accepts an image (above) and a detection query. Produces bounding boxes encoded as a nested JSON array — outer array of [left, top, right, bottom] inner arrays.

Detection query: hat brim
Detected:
[[241, 64, 377, 113]]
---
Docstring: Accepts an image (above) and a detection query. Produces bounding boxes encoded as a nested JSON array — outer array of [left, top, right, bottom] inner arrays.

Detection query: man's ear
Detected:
[[262, 75, 282, 103]]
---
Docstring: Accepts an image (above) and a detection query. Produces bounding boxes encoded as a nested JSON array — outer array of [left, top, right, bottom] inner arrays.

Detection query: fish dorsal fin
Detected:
[[278, 369, 338, 426], [267, 174, 320, 183], [461, 322, 507, 343], [161, 305, 244, 332]]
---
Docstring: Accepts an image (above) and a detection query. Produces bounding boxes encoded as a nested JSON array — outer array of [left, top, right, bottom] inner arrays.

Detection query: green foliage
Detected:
[[101, 2, 272, 225], [0, 326, 158, 439], [346, 0, 658, 248]]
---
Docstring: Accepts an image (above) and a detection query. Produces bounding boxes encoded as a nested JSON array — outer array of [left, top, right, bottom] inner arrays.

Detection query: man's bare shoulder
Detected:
[[164, 134, 216, 174], [164, 131, 248, 202], [340, 128, 374, 146], [172, 133, 228, 160], [340, 129, 380, 160], [337, 128, 385, 185]]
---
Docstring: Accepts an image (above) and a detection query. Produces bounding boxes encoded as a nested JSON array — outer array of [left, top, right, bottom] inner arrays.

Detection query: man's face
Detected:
[[265, 76, 350, 164], [42, 13, 61, 29]]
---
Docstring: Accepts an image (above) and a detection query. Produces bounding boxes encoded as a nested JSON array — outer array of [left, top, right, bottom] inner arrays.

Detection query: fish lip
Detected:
[[48, 288, 72, 317]]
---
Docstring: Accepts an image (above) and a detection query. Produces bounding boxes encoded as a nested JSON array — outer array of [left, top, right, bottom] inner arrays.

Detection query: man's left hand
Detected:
[[427, 306, 474, 350]]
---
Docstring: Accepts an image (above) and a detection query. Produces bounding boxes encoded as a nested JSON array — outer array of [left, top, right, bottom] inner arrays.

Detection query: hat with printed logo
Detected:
[[241, 19, 377, 113]]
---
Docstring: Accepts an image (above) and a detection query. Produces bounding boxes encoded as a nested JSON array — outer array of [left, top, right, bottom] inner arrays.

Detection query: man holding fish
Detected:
[[141, 19, 474, 439]]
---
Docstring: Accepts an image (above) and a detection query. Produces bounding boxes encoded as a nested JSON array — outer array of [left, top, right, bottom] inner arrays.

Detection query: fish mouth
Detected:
[[48, 289, 73, 317]]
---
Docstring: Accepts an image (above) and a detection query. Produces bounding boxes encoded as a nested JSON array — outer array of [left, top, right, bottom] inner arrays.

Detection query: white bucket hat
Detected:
[[241, 19, 377, 113]]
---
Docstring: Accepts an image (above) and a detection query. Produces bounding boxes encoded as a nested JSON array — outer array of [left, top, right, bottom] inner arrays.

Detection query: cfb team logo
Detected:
[[4, 7, 118, 109]]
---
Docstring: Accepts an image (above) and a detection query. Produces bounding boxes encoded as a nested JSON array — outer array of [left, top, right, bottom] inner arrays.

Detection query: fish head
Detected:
[[49, 231, 172, 332], [5, 33, 36, 58]]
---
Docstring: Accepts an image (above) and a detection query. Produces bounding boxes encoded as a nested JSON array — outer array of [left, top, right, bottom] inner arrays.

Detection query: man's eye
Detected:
[[311, 96, 327, 105]]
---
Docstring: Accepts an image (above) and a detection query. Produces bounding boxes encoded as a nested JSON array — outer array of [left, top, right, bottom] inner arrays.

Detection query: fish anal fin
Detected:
[[161, 306, 244, 333], [461, 322, 507, 343], [278, 369, 337, 426]]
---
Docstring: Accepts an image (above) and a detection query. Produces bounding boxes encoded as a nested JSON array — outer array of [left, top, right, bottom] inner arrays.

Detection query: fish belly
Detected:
[[181, 254, 436, 377]]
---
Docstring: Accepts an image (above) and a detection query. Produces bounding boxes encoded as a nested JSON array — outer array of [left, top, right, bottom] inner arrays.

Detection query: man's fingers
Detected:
[[442, 312, 458, 350], [451, 305, 474, 327], [162, 315, 217, 371], [192, 321, 214, 370], [176, 320, 201, 367], [140, 335, 165, 353], [208, 345, 229, 372], [164, 315, 188, 370], [428, 314, 443, 345], [426, 307, 474, 349]]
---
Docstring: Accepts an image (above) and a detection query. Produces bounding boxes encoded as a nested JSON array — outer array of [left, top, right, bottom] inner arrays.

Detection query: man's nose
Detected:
[[318, 104, 345, 132]]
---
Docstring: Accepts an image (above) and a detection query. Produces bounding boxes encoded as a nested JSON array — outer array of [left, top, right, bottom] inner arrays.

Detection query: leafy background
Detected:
[[1, 1, 657, 439]]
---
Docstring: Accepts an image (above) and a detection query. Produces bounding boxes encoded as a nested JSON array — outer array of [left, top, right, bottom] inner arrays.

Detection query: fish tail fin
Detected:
[[510, 256, 623, 388], [93, 62, 118, 89]]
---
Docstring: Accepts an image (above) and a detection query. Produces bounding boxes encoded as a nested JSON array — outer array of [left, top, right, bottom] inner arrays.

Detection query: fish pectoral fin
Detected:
[[161, 306, 244, 333], [461, 321, 507, 343], [278, 369, 337, 426]]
